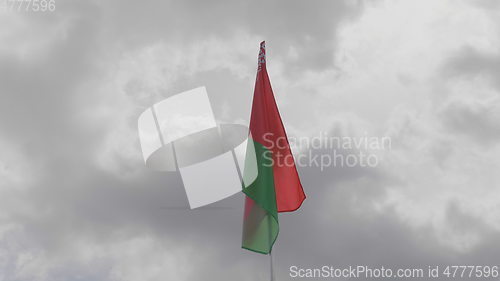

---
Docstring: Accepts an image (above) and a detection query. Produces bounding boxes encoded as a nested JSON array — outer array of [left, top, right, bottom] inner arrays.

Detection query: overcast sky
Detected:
[[1, 0, 500, 280]]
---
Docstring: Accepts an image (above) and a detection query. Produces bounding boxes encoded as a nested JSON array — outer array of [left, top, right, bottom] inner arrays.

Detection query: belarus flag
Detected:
[[242, 41, 306, 254]]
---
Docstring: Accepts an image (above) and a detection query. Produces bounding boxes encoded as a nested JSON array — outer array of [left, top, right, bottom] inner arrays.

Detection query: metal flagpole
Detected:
[[270, 249, 276, 281], [268, 211, 276, 281]]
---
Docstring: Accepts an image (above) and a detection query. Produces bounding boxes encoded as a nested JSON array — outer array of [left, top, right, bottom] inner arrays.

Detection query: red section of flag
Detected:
[[249, 41, 306, 213]]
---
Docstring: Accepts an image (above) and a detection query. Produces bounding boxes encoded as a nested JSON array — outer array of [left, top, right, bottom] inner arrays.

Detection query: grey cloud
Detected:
[[440, 98, 500, 143], [443, 46, 500, 90], [99, 0, 364, 72], [0, 2, 102, 162]]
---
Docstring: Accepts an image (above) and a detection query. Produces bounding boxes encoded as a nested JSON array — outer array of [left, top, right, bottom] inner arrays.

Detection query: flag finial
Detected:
[[258, 41, 266, 71]]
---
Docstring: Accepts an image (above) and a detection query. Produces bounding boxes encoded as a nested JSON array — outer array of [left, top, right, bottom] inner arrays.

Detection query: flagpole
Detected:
[[269, 216, 276, 281], [270, 250, 276, 281]]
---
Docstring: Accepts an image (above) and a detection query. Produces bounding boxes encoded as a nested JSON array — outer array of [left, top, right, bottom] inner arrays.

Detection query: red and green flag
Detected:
[[242, 41, 306, 254]]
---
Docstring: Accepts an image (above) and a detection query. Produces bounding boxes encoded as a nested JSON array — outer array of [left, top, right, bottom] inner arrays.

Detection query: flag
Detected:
[[242, 41, 306, 254]]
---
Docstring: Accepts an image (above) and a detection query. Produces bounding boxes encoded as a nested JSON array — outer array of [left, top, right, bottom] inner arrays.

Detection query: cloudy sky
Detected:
[[1, 0, 500, 280]]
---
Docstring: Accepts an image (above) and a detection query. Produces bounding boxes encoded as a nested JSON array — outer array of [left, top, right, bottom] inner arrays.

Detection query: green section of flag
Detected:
[[242, 139, 279, 254]]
